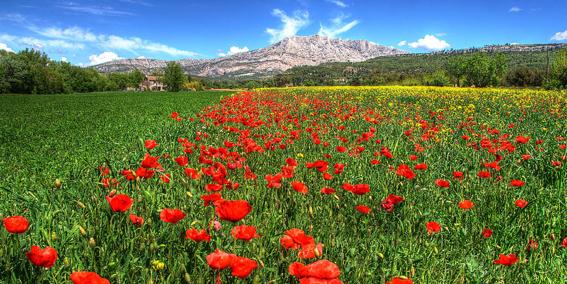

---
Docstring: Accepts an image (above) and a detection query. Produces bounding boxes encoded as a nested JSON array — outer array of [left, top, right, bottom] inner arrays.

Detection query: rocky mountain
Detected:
[[93, 35, 407, 78]]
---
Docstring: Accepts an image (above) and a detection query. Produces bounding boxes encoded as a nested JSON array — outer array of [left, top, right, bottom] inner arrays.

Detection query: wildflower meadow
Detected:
[[1, 87, 566, 283]]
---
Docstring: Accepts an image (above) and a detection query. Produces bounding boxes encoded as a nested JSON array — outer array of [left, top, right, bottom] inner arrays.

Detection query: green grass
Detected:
[[0, 87, 565, 284], [0, 91, 230, 283]]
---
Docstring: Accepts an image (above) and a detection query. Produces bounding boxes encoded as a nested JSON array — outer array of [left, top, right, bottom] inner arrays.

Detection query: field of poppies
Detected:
[[1, 87, 566, 283]]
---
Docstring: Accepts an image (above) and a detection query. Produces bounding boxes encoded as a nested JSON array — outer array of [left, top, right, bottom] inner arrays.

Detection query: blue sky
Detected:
[[1, 0, 566, 65]]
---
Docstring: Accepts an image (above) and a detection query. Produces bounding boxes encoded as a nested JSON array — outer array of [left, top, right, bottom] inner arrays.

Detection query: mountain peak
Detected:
[[93, 35, 407, 78]]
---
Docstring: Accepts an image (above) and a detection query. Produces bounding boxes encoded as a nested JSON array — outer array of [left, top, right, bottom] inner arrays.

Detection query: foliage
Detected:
[[163, 62, 186, 92], [550, 48, 567, 88], [505, 66, 545, 87], [0, 49, 149, 94]]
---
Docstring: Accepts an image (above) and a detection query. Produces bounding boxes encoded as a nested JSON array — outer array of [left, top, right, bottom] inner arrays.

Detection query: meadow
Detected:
[[1, 87, 566, 284]]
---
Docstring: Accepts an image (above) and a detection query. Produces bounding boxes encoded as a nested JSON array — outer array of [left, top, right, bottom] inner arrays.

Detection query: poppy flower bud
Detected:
[[88, 237, 96, 247], [55, 179, 62, 189], [76, 201, 86, 209], [79, 226, 87, 236], [183, 273, 191, 283], [314, 246, 321, 257]]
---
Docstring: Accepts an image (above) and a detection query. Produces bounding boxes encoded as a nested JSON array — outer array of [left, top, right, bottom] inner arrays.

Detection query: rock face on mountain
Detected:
[[93, 35, 407, 78]]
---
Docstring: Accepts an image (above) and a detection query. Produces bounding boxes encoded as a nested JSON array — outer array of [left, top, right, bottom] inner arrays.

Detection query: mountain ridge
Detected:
[[92, 35, 407, 78]]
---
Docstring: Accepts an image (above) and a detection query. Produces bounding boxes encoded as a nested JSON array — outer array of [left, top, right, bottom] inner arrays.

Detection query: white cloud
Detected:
[[57, 3, 133, 16], [29, 26, 198, 57], [551, 30, 567, 41], [509, 6, 522, 12], [218, 46, 249, 57], [136, 56, 147, 59], [0, 42, 13, 52], [34, 26, 97, 42], [408, 34, 450, 51], [0, 34, 84, 50], [61, 57, 68, 62], [318, 14, 359, 38], [397, 40, 407, 46], [88, 51, 122, 65], [266, 9, 309, 43], [327, 0, 347, 8]]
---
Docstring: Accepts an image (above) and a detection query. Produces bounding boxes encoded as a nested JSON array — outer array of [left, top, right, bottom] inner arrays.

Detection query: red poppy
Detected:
[[342, 183, 370, 195], [289, 260, 341, 282], [515, 199, 528, 209], [184, 168, 201, 179], [482, 227, 493, 238], [515, 136, 530, 144], [26, 246, 58, 268], [510, 180, 525, 187], [298, 243, 324, 259], [144, 139, 158, 150], [493, 253, 519, 266], [458, 200, 474, 210], [387, 277, 413, 284], [381, 194, 404, 213], [186, 228, 211, 242], [435, 179, 450, 188], [355, 205, 371, 214], [159, 174, 171, 183], [105, 194, 133, 212], [286, 158, 298, 167], [280, 228, 315, 250], [334, 163, 345, 174], [70, 272, 110, 284], [206, 249, 235, 270], [561, 237, 567, 248], [214, 200, 252, 222], [396, 164, 416, 180], [265, 174, 283, 188], [230, 256, 258, 279], [3, 215, 29, 234], [477, 171, 491, 178], [201, 193, 222, 207], [140, 153, 160, 168], [336, 146, 346, 153], [414, 163, 427, 170], [231, 225, 260, 241], [175, 155, 189, 167], [453, 171, 464, 180], [159, 208, 186, 224], [321, 187, 336, 194], [135, 167, 155, 179], [426, 221, 441, 234], [129, 214, 144, 227], [291, 181, 309, 195], [205, 183, 223, 192]]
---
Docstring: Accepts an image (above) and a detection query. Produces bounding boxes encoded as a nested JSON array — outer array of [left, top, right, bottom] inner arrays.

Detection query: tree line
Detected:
[[0, 49, 204, 94], [2, 48, 566, 94]]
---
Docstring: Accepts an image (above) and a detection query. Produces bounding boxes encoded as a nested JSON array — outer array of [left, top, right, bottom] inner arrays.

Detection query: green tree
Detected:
[[128, 69, 145, 89], [549, 48, 567, 88], [163, 62, 186, 92]]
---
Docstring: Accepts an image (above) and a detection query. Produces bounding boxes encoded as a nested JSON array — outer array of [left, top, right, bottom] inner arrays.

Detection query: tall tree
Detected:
[[550, 48, 567, 88], [163, 62, 186, 92]]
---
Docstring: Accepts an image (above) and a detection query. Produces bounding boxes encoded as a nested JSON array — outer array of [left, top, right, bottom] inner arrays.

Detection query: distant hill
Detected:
[[92, 35, 406, 78], [280, 44, 565, 86]]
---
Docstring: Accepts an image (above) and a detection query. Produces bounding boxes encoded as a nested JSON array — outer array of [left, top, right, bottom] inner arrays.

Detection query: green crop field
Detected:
[[1, 87, 566, 284]]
